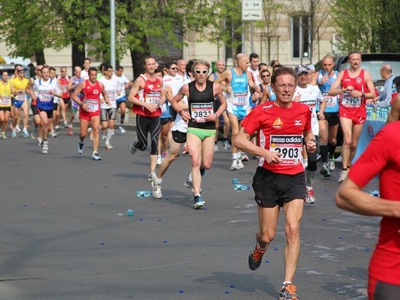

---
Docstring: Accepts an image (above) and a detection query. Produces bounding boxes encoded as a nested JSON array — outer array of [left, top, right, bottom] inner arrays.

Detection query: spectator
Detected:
[[374, 64, 394, 107]]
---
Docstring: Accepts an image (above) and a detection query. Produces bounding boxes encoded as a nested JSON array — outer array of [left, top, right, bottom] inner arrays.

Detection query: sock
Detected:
[[328, 143, 337, 158], [195, 194, 201, 197], [120, 113, 125, 124], [155, 177, 162, 184], [188, 172, 192, 182], [232, 153, 238, 160], [342, 168, 347, 171], [319, 144, 328, 163], [93, 151, 97, 155], [282, 281, 292, 286], [257, 243, 268, 253], [106, 129, 113, 143]]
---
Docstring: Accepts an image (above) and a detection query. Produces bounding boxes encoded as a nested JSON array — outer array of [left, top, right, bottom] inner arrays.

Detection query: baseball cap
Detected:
[[307, 64, 315, 71], [295, 64, 309, 75]]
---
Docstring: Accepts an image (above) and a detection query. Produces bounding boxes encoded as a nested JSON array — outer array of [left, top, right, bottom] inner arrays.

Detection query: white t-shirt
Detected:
[[294, 84, 324, 135], [163, 74, 184, 96], [247, 67, 260, 86], [116, 74, 130, 99], [171, 77, 191, 133], [81, 70, 89, 80], [99, 75, 120, 109]]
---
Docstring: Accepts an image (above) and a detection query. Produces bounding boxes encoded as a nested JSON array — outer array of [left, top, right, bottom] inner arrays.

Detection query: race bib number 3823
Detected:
[[191, 102, 214, 123], [270, 135, 303, 165]]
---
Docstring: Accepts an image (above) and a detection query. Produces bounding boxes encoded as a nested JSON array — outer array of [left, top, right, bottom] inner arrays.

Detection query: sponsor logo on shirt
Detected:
[[273, 117, 283, 129], [294, 120, 302, 126]]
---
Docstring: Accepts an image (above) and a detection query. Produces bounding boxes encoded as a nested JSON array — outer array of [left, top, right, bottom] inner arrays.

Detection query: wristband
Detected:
[[215, 112, 219, 118]]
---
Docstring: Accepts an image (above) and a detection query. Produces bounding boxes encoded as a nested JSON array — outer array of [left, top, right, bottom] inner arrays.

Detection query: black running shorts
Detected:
[[252, 167, 305, 208]]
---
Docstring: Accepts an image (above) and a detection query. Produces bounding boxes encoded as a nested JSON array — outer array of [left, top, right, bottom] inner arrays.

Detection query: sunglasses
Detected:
[[17, 70, 24, 73], [261, 74, 270, 78], [194, 70, 208, 74], [170, 67, 177, 70]]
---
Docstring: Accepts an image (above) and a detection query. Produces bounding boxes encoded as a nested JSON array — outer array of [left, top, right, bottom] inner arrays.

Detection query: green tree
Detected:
[[376, 0, 400, 53]]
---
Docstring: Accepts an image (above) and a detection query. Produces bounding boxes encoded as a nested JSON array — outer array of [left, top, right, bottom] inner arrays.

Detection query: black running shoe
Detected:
[[248, 245, 265, 271]]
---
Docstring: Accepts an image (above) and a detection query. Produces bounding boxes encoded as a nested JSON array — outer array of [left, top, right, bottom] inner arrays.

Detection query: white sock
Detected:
[[106, 129, 113, 143], [188, 172, 192, 182], [232, 153, 238, 160]]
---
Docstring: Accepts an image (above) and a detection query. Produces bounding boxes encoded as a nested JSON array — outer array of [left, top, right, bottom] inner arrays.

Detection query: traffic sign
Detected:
[[242, 0, 262, 21]]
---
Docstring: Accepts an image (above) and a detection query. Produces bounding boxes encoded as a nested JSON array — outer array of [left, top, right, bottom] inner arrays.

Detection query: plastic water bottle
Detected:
[[234, 184, 250, 191], [136, 191, 152, 197], [127, 209, 134, 217], [232, 178, 239, 184]]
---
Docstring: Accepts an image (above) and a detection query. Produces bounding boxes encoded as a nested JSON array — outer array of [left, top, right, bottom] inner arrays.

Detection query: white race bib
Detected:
[[270, 135, 303, 166], [342, 92, 361, 108], [1, 96, 11, 105], [232, 91, 248, 106], [191, 102, 214, 123], [323, 93, 337, 107], [84, 99, 99, 112]]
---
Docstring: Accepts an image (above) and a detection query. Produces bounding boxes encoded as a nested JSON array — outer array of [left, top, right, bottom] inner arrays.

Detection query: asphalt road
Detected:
[[0, 128, 379, 300]]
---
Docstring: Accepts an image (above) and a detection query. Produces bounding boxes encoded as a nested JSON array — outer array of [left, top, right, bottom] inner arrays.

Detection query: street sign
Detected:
[[242, 0, 263, 21]]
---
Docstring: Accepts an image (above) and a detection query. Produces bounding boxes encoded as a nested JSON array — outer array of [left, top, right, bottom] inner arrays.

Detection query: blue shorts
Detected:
[[14, 100, 26, 109], [229, 109, 247, 121], [116, 96, 127, 105]]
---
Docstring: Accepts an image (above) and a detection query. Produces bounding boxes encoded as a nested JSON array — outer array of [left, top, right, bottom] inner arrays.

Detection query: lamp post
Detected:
[[110, 0, 116, 69]]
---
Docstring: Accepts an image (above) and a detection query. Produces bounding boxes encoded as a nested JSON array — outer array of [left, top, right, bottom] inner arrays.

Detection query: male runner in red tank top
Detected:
[[328, 50, 375, 183], [71, 67, 109, 161]]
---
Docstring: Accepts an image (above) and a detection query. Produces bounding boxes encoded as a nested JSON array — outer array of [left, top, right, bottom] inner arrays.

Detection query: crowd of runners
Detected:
[[0, 50, 396, 300]]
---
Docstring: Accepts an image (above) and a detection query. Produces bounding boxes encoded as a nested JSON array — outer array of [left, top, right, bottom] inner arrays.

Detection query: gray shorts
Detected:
[[100, 108, 117, 121]]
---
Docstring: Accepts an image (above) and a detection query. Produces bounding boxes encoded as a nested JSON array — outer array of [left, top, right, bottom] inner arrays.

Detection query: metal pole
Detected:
[[251, 21, 254, 53], [110, 0, 116, 69]]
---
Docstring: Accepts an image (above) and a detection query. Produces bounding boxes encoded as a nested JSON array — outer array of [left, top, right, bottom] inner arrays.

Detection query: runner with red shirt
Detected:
[[235, 67, 317, 300], [71, 67, 109, 161], [336, 121, 400, 300], [328, 50, 375, 183]]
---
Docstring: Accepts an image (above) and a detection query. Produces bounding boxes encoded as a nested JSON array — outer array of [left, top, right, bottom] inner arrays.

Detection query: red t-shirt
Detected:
[[241, 101, 311, 175], [132, 74, 162, 117], [348, 121, 400, 284], [58, 76, 70, 99]]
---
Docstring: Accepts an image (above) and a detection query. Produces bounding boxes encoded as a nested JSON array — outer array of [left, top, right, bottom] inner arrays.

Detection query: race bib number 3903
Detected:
[[191, 102, 214, 123], [270, 135, 303, 165]]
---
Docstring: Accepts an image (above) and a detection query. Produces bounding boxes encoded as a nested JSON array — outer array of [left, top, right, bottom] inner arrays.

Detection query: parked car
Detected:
[[0, 64, 31, 80]]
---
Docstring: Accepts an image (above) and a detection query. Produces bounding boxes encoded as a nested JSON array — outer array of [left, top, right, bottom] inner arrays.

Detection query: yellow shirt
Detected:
[[0, 81, 12, 107], [10, 77, 29, 102]]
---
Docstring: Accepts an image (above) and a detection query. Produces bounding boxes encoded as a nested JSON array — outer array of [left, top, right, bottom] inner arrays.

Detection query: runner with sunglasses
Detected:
[[171, 59, 226, 209]]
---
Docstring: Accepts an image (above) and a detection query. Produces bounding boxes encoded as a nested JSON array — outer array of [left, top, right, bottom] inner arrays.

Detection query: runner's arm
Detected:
[[387, 94, 400, 123], [127, 77, 146, 107], [247, 71, 260, 93], [260, 88, 270, 104], [159, 79, 167, 105], [213, 83, 226, 118], [171, 85, 190, 121], [328, 71, 345, 96], [71, 81, 86, 107], [364, 71, 376, 99], [215, 70, 231, 93], [67, 77, 75, 92], [303, 129, 317, 153], [310, 71, 319, 85]]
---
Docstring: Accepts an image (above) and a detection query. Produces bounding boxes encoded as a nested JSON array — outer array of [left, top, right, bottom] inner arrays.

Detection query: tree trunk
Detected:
[[130, 33, 150, 80], [71, 41, 86, 70], [35, 50, 46, 65]]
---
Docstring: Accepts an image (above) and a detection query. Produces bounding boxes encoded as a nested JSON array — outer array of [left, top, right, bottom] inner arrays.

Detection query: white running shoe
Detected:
[[151, 181, 163, 199], [130, 137, 138, 155], [338, 170, 348, 183], [100, 132, 106, 140], [237, 159, 244, 169], [77, 142, 84, 154], [214, 144, 219, 153], [303, 159, 308, 169], [104, 143, 113, 150], [241, 153, 249, 162], [223, 140, 231, 150], [22, 128, 29, 138], [41, 140, 49, 154], [305, 186, 316, 204], [92, 152, 102, 161], [1, 132, 6, 139], [11, 129, 17, 138], [148, 171, 156, 182], [119, 126, 126, 134], [50, 130, 57, 138], [37, 137, 43, 147], [328, 157, 336, 171], [64, 121, 69, 128], [15, 125, 21, 133], [231, 159, 238, 170]]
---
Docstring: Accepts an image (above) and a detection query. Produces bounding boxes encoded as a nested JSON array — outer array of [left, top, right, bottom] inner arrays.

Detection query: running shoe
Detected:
[[92, 152, 102, 161], [151, 181, 163, 199], [214, 143, 219, 153], [22, 128, 29, 138], [305, 186, 316, 204], [55, 126, 60, 133], [248, 245, 265, 271], [184, 178, 202, 193], [231, 159, 238, 170], [241, 153, 249, 162], [30, 128, 37, 139], [156, 156, 162, 167], [15, 125, 21, 132], [77, 142, 84, 154], [67, 125, 73, 136], [1, 132, 6, 139], [64, 121, 68, 128], [119, 125, 126, 134], [328, 157, 336, 171], [200, 168, 206, 177], [37, 137, 43, 147], [100, 132, 106, 140], [104, 142, 113, 150], [194, 195, 205, 209], [41, 140, 48, 154], [11, 129, 17, 138], [50, 130, 57, 138], [237, 159, 244, 169], [223, 140, 231, 150], [338, 170, 348, 183], [129, 137, 138, 155], [148, 171, 156, 182], [319, 163, 330, 177], [279, 283, 300, 300]]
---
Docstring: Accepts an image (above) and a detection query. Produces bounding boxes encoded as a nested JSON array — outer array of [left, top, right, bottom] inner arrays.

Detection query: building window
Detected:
[[292, 15, 311, 59]]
